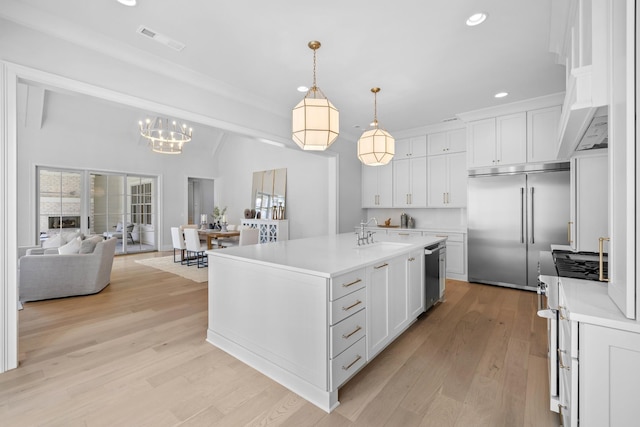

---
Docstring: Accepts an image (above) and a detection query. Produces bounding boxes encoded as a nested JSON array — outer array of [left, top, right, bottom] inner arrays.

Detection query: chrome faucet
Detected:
[[356, 217, 378, 246]]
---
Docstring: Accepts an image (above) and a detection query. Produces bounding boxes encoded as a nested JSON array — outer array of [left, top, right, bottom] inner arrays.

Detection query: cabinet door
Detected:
[[446, 240, 465, 276], [427, 156, 448, 207], [377, 163, 394, 208], [496, 112, 526, 165], [409, 157, 427, 207], [388, 256, 409, 337], [366, 261, 391, 359], [393, 159, 411, 207], [574, 154, 608, 252], [468, 118, 496, 168], [447, 128, 467, 154], [362, 165, 379, 208], [580, 324, 640, 427], [395, 138, 411, 158], [407, 251, 425, 318], [427, 132, 447, 156], [527, 106, 561, 163], [447, 152, 467, 207], [410, 136, 428, 157]]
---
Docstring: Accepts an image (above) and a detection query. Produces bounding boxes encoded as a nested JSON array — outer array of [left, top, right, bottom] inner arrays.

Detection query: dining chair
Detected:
[[239, 227, 259, 246], [183, 228, 208, 268], [170, 227, 187, 264]]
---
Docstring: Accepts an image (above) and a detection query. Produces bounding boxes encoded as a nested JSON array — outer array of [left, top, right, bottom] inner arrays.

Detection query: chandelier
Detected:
[[139, 117, 192, 154], [357, 87, 395, 166], [292, 41, 339, 151]]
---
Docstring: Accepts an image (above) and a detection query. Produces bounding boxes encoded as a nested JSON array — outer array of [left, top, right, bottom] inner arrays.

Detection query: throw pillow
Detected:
[[115, 222, 124, 232], [58, 236, 83, 254], [79, 235, 103, 254], [42, 234, 63, 249]]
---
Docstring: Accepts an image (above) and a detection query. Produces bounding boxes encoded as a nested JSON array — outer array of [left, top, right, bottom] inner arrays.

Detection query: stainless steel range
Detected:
[[536, 249, 609, 414]]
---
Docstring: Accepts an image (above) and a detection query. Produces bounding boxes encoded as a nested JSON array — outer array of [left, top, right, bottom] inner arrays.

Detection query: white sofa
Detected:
[[18, 237, 117, 302]]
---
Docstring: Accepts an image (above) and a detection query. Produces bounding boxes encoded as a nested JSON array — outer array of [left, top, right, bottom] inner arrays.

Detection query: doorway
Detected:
[[187, 177, 215, 227]]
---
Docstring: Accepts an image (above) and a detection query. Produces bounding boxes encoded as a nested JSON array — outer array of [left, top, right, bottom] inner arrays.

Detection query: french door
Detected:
[[37, 167, 157, 254]]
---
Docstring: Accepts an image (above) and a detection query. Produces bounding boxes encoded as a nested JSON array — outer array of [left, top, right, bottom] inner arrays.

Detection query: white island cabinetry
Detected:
[[207, 233, 441, 413]]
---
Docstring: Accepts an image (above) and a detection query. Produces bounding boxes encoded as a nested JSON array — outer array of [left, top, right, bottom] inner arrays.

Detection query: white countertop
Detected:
[[560, 277, 640, 334], [360, 225, 467, 234], [207, 232, 445, 278]]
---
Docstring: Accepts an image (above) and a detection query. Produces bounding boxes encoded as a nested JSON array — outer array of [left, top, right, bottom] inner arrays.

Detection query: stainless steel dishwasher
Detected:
[[424, 241, 445, 311]]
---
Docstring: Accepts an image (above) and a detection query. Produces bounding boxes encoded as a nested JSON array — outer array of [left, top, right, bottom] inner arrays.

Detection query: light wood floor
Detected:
[[1, 251, 559, 426]]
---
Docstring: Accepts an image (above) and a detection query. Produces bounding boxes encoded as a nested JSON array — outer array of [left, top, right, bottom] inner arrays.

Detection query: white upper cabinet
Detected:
[[569, 153, 608, 253], [467, 118, 497, 168], [393, 157, 427, 208], [467, 107, 561, 169], [427, 152, 467, 208], [362, 163, 393, 208], [427, 128, 466, 155], [528, 106, 561, 163], [496, 112, 527, 165], [395, 136, 427, 159]]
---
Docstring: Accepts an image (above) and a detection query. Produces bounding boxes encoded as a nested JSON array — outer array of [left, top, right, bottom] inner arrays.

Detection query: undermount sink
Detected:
[[353, 241, 413, 250]]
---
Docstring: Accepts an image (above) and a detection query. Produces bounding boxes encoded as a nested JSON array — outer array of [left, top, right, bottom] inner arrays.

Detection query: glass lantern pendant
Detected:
[[357, 87, 395, 166], [292, 41, 339, 151]]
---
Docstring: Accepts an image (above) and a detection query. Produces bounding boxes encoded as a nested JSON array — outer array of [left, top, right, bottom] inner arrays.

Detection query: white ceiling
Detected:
[[2, 0, 566, 138]]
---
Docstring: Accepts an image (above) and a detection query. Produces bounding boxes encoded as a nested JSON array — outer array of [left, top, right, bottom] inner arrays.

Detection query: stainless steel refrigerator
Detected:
[[468, 163, 570, 290]]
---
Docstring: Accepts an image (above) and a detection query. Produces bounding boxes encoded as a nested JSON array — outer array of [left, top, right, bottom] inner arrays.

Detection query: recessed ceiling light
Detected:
[[466, 12, 487, 26], [117, 0, 137, 6], [297, 86, 308, 93], [494, 92, 509, 98]]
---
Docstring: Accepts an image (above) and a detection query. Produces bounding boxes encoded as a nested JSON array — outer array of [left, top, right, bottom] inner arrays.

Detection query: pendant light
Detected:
[[357, 87, 395, 166], [292, 41, 339, 151]]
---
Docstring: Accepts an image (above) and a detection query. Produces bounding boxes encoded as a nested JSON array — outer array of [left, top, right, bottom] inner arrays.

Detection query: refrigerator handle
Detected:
[[520, 187, 525, 244], [530, 187, 534, 244]]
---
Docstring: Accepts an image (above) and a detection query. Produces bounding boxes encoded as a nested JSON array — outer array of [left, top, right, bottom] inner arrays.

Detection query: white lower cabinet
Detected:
[[579, 324, 640, 427], [366, 250, 424, 360], [329, 269, 367, 389]]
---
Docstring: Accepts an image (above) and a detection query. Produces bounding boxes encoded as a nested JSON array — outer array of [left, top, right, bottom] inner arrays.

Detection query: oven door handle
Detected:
[[536, 308, 557, 319]]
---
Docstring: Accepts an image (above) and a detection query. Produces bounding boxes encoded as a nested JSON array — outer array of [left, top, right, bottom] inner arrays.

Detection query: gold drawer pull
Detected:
[[398, 233, 410, 236], [342, 278, 362, 288], [342, 354, 362, 371], [342, 300, 362, 311], [374, 263, 388, 269], [342, 325, 362, 339], [408, 257, 415, 261], [557, 349, 570, 370]]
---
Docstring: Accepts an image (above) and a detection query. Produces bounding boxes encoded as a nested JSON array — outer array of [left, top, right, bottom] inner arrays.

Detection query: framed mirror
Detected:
[[251, 168, 286, 219]]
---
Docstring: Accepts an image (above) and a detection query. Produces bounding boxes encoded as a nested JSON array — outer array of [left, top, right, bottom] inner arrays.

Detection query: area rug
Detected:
[[135, 256, 208, 283]]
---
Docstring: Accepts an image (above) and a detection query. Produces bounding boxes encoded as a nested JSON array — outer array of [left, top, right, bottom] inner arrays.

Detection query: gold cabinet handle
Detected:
[[558, 404, 567, 426], [342, 325, 362, 340], [443, 193, 446, 204], [599, 237, 610, 282], [567, 221, 573, 244], [342, 354, 362, 371], [408, 257, 415, 262], [342, 278, 362, 288], [557, 349, 570, 370], [559, 305, 567, 320], [342, 300, 362, 311], [374, 263, 388, 269]]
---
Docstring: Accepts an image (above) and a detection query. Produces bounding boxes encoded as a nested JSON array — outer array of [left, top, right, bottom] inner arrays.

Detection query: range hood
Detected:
[[575, 111, 608, 151], [557, 101, 608, 158]]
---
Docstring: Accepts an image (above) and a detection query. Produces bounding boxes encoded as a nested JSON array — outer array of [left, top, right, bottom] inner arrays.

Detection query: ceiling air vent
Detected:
[[136, 26, 185, 52]]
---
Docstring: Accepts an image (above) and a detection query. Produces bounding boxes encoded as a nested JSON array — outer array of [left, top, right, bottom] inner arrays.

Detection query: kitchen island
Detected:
[[206, 232, 445, 412]]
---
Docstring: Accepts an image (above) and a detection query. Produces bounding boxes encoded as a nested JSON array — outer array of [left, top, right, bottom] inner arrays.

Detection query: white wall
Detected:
[[16, 88, 225, 248], [214, 135, 331, 240]]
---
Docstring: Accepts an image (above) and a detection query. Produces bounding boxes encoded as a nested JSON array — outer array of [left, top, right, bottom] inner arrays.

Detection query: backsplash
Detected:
[[364, 208, 467, 231]]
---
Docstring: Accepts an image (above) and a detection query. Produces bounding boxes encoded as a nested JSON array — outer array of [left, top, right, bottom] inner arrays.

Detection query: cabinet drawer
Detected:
[[331, 287, 366, 325], [331, 336, 366, 390], [330, 309, 366, 358], [330, 268, 366, 301]]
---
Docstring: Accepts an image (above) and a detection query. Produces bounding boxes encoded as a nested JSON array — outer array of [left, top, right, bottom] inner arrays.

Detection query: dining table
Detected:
[[198, 229, 241, 250]]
